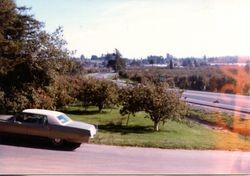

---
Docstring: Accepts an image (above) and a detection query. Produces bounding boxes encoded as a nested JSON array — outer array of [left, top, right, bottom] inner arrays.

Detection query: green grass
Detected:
[[188, 109, 250, 132], [188, 109, 235, 128], [63, 106, 250, 151]]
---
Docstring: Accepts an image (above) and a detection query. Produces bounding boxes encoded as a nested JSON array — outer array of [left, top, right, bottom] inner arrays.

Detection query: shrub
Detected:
[[120, 84, 188, 131]]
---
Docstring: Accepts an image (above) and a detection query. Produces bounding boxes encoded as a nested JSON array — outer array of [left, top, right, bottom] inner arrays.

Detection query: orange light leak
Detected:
[[213, 61, 250, 150]]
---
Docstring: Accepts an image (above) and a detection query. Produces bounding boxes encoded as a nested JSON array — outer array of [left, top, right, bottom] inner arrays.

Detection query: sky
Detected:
[[15, 0, 250, 59]]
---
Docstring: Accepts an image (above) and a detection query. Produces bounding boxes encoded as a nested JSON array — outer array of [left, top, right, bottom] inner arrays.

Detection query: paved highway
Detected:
[[183, 90, 250, 114], [1, 143, 250, 174], [184, 90, 250, 108]]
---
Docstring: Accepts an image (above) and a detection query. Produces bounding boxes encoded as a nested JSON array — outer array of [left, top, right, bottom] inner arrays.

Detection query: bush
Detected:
[[120, 84, 188, 131], [76, 78, 119, 112]]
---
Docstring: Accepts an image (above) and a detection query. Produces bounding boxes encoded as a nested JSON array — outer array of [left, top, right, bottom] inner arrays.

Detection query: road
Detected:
[[87, 72, 117, 79], [184, 90, 250, 109], [183, 90, 250, 114], [1, 143, 250, 174]]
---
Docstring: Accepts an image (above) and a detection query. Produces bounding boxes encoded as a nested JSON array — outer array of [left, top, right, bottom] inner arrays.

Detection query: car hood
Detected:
[[66, 121, 97, 138]]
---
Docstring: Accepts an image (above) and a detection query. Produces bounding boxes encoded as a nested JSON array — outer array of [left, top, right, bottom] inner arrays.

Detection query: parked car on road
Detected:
[[0, 109, 97, 150]]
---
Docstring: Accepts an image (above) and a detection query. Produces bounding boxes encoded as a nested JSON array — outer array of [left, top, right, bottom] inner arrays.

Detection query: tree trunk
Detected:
[[154, 121, 159, 131], [126, 114, 130, 126], [98, 104, 103, 113]]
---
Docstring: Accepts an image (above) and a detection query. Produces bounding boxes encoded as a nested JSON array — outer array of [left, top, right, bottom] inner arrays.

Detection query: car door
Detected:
[[0, 114, 28, 135], [19, 113, 50, 138]]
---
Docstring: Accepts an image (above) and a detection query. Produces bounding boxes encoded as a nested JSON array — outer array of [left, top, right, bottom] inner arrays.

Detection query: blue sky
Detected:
[[16, 0, 250, 58]]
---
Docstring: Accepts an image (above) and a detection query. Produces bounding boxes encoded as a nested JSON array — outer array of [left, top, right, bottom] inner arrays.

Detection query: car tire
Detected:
[[51, 138, 64, 146]]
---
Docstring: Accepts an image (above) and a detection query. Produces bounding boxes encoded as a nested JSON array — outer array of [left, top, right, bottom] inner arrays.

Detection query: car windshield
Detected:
[[57, 114, 71, 124]]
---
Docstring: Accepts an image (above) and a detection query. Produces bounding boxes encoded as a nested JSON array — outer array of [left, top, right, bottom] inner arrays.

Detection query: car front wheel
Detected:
[[51, 138, 64, 146]]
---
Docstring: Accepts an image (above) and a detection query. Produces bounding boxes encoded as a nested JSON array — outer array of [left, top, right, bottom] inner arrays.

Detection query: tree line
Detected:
[[49, 76, 187, 131], [119, 66, 250, 95]]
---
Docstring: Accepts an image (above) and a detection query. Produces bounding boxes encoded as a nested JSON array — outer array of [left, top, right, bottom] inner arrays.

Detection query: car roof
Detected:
[[22, 109, 63, 117]]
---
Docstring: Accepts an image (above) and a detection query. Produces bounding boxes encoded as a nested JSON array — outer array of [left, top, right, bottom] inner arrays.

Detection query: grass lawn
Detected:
[[63, 106, 250, 151], [189, 109, 250, 136]]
